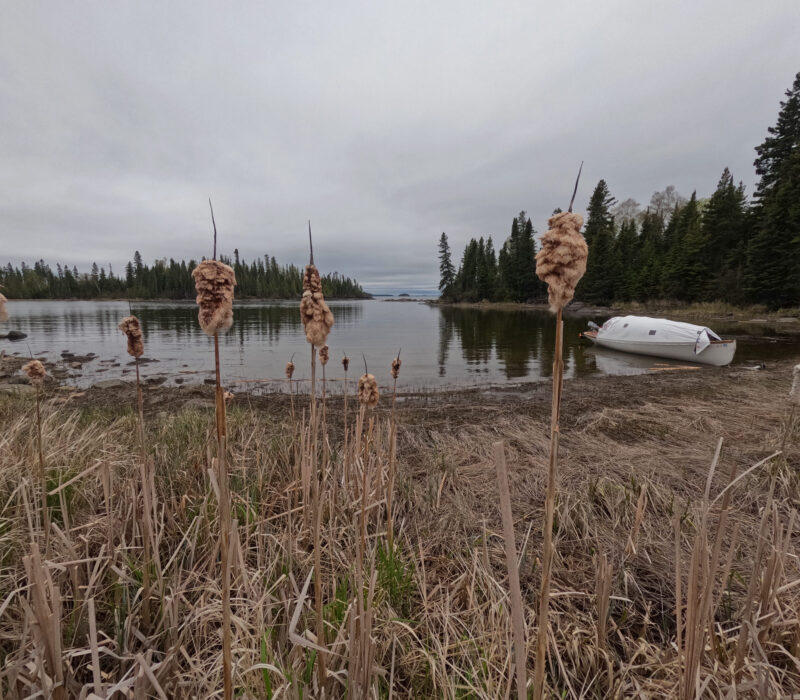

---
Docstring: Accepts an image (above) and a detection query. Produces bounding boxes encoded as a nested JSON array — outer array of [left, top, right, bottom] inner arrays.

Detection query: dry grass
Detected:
[[0, 363, 798, 697]]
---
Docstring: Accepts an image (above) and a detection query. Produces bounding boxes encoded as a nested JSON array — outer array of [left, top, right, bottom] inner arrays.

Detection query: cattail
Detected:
[[0, 292, 8, 323], [342, 355, 350, 372], [286, 360, 295, 380], [191, 260, 237, 336], [300, 264, 334, 347], [118, 315, 144, 358], [358, 373, 379, 407], [22, 360, 47, 386], [535, 211, 588, 312], [319, 345, 329, 366], [791, 364, 800, 406], [391, 356, 402, 380]]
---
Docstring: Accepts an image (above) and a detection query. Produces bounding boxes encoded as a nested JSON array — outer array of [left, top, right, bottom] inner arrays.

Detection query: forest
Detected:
[[0, 249, 369, 300], [439, 73, 800, 310]]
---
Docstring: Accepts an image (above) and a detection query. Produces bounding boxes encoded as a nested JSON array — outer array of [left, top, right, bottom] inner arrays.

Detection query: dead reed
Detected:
[[531, 168, 589, 700], [0, 359, 798, 697], [193, 202, 237, 700], [23, 359, 49, 549], [0, 292, 8, 323]]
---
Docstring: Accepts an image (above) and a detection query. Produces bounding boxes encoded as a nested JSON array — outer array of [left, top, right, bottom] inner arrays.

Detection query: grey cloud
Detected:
[[1, 1, 798, 292]]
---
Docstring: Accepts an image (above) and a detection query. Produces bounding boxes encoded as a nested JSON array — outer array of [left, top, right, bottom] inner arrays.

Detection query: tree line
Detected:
[[439, 71, 800, 309], [0, 249, 370, 300]]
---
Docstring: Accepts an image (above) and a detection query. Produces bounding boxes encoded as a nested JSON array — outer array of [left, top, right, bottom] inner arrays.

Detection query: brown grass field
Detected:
[[0, 356, 798, 698]]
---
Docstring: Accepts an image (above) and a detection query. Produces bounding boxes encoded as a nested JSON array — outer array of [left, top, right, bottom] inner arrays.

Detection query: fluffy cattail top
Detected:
[[319, 345, 329, 366], [118, 315, 144, 358], [0, 293, 7, 323], [300, 264, 334, 347], [791, 364, 800, 406], [191, 260, 236, 336], [535, 211, 588, 312], [286, 360, 295, 380], [391, 356, 402, 380], [22, 359, 47, 386], [358, 373, 379, 407], [342, 355, 350, 372]]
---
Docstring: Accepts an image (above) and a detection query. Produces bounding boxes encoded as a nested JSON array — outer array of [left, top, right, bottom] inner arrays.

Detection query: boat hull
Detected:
[[589, 336, 736, 366]]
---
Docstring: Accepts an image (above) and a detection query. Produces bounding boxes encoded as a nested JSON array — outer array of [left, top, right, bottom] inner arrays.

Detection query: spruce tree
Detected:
[[438, 232, 456, 296], [702, 168, 748, 302], [746, 71, 800, 307], [577, 180, 617, 304]]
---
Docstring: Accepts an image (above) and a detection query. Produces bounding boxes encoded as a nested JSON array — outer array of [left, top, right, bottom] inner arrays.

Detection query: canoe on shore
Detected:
[[581, 315, 736, 366]]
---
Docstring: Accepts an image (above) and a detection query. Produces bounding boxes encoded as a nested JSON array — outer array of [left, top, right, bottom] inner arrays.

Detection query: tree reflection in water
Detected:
[[437, 306, 599, 380]]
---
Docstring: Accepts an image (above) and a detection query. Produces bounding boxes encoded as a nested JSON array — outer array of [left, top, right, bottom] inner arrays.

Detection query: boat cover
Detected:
[[598, 316, 722, 355]]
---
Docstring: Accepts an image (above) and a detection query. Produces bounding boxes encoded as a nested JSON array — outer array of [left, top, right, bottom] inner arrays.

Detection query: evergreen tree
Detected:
[[577, 180, 617, 304], [746, 71, 800, 307], [438, 232, 456, 296], [702, 168, 748, 302]]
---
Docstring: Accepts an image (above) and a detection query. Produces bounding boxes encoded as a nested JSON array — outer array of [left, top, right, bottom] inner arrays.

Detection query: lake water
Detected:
[[1, 300, 797, 391]]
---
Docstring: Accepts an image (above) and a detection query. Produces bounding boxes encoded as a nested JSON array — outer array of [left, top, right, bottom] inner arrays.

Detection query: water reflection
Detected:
[[437, 307, 603, 380], [1, 300, 794, 389]]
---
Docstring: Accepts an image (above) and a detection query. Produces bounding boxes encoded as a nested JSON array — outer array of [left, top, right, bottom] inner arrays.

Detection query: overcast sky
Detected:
[[1, 2, 798, 292]]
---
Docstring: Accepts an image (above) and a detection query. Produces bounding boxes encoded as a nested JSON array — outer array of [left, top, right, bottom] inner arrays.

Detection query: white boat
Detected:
[[581, 315, 736, 366]]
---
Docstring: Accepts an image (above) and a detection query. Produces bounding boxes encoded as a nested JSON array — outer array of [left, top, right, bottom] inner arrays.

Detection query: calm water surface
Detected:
[[2, 300, 797, 390]]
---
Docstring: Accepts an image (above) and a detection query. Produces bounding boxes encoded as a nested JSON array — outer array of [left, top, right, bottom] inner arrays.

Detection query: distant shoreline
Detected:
[[428, 299, 800, 326], [5, 294, 374, 303]]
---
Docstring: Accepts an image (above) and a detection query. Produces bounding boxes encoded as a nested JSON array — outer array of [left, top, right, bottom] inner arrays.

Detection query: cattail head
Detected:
[[0, 292, 8, 323], [300, 264, 334, 347], [22, 359, 47, 386], [191, 260, 236, 336], [535, 211, 588, 312], [285, 360, 295, 380], [391, 356, 402, 380], [319, 345, 329, 366], [342, 355, 350, 372], [358, 373, 379, 407], [118, 315, 144, 358], [791, 364, 800, 406]]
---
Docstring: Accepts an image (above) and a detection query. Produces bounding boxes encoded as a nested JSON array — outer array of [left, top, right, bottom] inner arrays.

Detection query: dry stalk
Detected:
[[119, 315, 152, 629], [532, 168, 587, 700], [24, 359, 50, 549], [196, 201, 235, 700], [387, 350, 401, 551], [493, 440, 527, 700]]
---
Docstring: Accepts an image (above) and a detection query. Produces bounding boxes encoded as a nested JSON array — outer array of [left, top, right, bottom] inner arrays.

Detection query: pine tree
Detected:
[[702, 168, 748, 302], [578, 180, 617, 304], [746, 71, 800, 307], [438, 232, 456, 296]]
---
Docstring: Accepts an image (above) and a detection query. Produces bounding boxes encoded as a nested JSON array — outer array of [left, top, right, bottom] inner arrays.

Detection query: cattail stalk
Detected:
[[195, 200, 235, 700], [23, 360, 49, 549], [533, 166, 587, 700], [303, 223, 327, 685], [387, 352, 401, 552], [119, 315, 151, 628]]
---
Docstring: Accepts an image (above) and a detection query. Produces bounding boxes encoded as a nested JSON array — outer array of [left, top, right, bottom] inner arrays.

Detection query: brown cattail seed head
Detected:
[[391, 356, 402, 379], [286, 361, 295, 380], [118, 315, 144, 358], [319, 345, 329, 366], [0, 293, 8, 323], [191, 260, 236, 336], [358, 373, 379, 407], [342, 355, 350, 372], [299, 264, 334, 347], [791, 364, 800, 406], [22, 359, 47, 386], [535, 211, 588, 312]]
